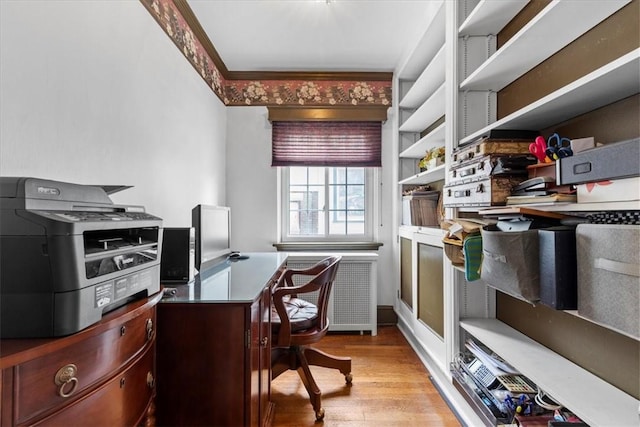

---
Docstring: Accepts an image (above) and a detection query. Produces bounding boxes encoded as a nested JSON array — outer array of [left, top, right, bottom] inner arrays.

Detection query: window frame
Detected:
[[278, 166, 378, 243]]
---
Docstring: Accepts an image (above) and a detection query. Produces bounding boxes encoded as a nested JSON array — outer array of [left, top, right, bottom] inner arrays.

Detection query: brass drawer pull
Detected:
[[146, 318, 154, 340], [147, 372, 155, 389], [54, 364, 79, 398]]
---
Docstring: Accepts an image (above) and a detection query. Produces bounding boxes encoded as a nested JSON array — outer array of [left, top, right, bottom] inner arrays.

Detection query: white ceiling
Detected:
[[188, 0, 440, 73]]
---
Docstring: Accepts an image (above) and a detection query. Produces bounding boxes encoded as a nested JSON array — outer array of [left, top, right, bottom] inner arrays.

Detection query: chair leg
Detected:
[[304, 347, 352, 383], [294, 346, 325, 420]]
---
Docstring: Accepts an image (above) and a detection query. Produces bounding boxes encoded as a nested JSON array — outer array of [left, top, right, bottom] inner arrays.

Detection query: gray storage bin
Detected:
[[480, 225, 540, 303], [576, 224, 640, 339]]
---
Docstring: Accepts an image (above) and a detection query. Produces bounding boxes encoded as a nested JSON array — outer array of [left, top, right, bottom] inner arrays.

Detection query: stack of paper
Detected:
[[465, 339, 520, 376]]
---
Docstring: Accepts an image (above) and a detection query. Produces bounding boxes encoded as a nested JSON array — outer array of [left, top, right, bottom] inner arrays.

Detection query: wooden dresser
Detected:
[[155, 252, 287, 427], [0, 292, 162, 426]]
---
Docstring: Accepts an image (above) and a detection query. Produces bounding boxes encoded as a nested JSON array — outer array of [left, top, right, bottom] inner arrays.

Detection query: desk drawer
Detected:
[[14, 306, 156, 424], [32, 343, 155, 427]]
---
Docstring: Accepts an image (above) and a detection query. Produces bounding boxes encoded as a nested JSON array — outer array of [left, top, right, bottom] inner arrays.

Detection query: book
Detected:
[[511, 190, 554, 197], [506, 193, 577, 205]]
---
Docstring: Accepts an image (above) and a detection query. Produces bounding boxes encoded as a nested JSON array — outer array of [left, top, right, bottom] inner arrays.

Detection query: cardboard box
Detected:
[[576, 176, 640, 203], [443, 238, 464, 265], [402, 192, 440, 226]]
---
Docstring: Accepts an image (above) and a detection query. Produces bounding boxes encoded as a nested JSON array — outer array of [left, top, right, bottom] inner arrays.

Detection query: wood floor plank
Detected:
[[271, 326, 461, 426]]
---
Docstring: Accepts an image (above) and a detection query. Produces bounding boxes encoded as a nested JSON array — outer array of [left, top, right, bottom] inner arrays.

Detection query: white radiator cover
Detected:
[[285, 252, 378, 336]]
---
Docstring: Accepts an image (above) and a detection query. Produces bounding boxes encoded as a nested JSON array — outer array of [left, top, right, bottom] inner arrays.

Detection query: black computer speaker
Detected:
[[160, 227, 195, 284]]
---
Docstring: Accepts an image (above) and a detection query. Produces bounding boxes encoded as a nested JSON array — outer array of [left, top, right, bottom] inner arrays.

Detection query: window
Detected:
[[281, 166, 376, 242], [270, 113, 383, 245]]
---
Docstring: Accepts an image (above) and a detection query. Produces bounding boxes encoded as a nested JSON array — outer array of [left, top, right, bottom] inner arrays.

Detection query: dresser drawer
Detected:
[[13, 306, 156, 424], [32, 343, 155, 427]]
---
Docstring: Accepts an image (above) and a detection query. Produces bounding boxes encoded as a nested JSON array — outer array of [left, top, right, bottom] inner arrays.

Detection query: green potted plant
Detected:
[[419, 146, 445, 171]]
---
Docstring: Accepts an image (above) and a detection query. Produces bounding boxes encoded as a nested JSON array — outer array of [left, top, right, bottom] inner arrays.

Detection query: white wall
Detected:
[[226, 107, 278, 252], [0, 1, 227, 227], [225, 106, 397, 306]]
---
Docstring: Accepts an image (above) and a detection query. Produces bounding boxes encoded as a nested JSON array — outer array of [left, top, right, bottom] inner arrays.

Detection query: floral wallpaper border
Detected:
[[141, 0, 392, 107]]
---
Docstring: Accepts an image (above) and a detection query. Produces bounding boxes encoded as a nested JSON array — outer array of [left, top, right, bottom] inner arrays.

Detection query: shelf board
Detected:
[[459, 0, 632, 92], [399, 164, 446, 185], [458, 0, 529, 37], [399, 122, 445, 159], [460, 318, 640, 427], [399, 83, 446, 133], [461, 49, 640, 145], [480, 200, 640, 214], [399, 225, 447, 238], [397, 0, 445, 81], [399, 45, 445, 110]]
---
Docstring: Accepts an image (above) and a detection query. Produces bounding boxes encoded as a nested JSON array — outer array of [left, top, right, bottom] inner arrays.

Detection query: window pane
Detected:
[[290, 209, 325, 236], [329, 184, 346, 209], [289, 167, 308, 185], [290, 187, 324, 210], [307, 167, 324, 185], [348, 168, 365, 184], [347, 215, 365, 234], [347, 185, 365, 210], [328, 210, 346, 235], [289, 188, 307, 210], [330, 167, 347, 185]]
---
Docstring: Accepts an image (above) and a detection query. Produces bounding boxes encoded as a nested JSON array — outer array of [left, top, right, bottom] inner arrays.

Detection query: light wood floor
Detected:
[[271, 325, 462, 426]]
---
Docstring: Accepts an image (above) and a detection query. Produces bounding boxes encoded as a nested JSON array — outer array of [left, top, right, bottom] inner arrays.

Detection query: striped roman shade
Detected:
[[271, 121, 382, 167]]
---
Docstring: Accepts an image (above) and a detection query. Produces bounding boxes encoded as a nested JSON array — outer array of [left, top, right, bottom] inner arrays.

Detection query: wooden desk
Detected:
[[155, 252, 287, 427]]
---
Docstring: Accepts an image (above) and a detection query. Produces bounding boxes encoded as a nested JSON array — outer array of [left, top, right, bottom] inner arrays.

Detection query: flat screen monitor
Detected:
[[191, 205, 231, 272]]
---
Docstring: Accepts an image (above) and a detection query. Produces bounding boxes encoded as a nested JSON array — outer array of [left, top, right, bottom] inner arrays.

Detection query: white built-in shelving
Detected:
[[458, 0, 529, 36], [399, 122, 445, 159], [398, 164, 446, 186], [451, 0, 640, 425], [394, 0, 459, 420], [394, 0, 640, 424], [394, 0, 639, 425], [399, 45, 445, 110], [399, 83, 446, 134], [396, 0, 447, 188], [461, 318, 640, 427], [459, 0, 633, 92], [461, 49, 640, 145], [397, 1, 445, 81]]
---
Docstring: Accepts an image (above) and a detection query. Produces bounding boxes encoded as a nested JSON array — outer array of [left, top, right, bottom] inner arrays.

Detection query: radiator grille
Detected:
[[333, 263, 371, 325], [285, 260, 374, 332]]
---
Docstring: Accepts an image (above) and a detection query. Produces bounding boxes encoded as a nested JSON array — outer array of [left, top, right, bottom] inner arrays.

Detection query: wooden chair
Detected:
[[270, 256, 352, 421]]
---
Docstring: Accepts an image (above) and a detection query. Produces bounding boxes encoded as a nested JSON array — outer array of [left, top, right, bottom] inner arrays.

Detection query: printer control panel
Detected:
[[51, 211, 159, 222]]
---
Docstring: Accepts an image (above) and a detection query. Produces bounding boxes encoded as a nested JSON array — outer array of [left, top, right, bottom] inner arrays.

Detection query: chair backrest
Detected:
[[272, 256, 341, 345], [311, 256, 341, 331]]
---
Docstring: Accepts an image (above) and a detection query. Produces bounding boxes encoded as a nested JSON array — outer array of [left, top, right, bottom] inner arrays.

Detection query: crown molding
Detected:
[[173, 0, 230, 76], [227, 70, 393, 82]]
